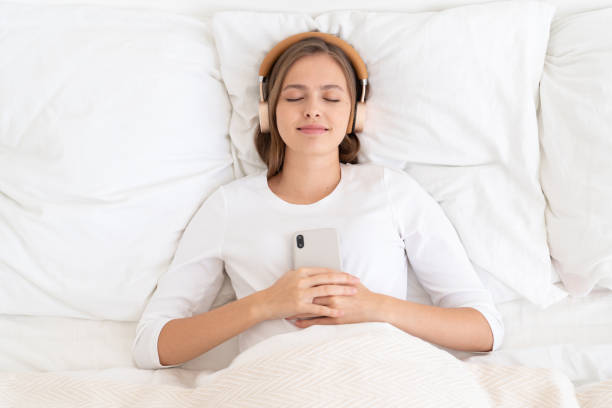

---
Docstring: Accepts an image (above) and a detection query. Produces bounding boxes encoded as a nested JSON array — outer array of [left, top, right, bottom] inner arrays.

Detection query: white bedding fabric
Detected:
[[0, 3, 235, 321], [1, 286, 611, 389], [1, 322, 612, 407], [1, 0, 611, 404], [539, 6, 612, 296], [448, 287, 612, 388], [8, 0, 612, 19]]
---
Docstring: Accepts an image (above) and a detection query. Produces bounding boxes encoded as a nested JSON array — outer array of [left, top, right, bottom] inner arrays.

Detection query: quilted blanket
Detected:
[[0, 322, 611, 407]]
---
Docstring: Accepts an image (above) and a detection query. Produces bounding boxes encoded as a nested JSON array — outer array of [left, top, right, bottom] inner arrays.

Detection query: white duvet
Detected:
[[1, 322, 610, 407]]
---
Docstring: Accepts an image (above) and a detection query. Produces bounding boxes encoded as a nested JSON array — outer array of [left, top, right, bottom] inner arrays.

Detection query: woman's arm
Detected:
[[291, 281, 496, 353], [382, 167, 504, 351], [378, 294, 494, 352], [158, 268, 360, 366], [158, 291, 266, 366]]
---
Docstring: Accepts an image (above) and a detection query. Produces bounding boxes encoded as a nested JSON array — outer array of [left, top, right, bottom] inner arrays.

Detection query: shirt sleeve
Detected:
[[384, 167, 504, 351], [132, 186, 228, 369]]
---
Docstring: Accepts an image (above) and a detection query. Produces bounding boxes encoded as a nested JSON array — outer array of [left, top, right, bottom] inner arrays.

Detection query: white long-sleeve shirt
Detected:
[[132, 162, 504, 369]]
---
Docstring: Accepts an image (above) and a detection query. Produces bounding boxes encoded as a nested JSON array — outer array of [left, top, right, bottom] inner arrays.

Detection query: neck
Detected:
[[268, 151, 342, 204]]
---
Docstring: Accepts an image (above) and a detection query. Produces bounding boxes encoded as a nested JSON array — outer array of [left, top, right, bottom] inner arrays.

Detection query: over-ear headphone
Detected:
[[258, 32, 368, 135]]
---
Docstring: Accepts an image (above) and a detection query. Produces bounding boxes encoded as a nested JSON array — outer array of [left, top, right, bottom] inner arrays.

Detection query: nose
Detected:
[[304, 99, 321, 119]]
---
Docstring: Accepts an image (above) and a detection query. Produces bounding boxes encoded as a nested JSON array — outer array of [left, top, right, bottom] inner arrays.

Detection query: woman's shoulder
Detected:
[[350, 162, 420, 188], [345, 161, 386, 179], [355, 163, 433, 204], [219, 168, 267, 194]]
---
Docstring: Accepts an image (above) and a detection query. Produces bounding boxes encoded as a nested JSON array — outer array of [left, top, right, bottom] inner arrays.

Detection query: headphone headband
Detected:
[[259, 31, 368, 80], [258, 32, 368, 81]]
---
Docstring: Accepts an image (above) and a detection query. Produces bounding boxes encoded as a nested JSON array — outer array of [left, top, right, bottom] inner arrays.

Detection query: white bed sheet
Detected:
[[1, 284, 611, 389], [448, 286, 612, 388], [10, 0, 612, 19]]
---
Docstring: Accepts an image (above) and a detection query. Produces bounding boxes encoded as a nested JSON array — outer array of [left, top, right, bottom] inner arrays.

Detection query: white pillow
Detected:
[[0, 4, 235, 320], [212, 1, 567, 307], [539, 8, 612, 296]]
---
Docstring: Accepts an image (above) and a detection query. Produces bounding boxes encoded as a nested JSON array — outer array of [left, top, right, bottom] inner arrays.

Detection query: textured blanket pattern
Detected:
[[1, 322, 611, 407]]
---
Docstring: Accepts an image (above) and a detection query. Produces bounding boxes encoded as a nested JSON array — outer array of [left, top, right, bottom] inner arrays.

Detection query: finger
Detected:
[[285, 313, 318, 320], [299, 267, 360, 281], [294, 317, 337, 328], [308, 273, 360, 288], [311, 284, 357, 298], [310, 305, 343, 318], [298, 267, 334, 277], [311, 296, 331, 305]]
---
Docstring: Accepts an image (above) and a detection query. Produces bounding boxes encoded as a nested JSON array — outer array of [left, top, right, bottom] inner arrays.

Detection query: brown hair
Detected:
[[255, 36, 368, 179]]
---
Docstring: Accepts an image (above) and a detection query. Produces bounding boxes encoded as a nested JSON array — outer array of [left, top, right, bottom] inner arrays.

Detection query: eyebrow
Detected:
[[282, 84, 345, 92]]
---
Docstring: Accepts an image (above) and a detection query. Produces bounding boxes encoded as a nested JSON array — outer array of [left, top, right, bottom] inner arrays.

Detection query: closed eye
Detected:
[[285, 98, 340, 102]]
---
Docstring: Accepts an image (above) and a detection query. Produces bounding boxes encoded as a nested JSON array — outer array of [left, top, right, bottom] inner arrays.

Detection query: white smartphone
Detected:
[[292, 228, 343, 321], [292, 228, 342, 272]]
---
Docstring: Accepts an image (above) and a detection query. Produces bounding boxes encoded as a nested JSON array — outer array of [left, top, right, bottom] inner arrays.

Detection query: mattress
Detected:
[[1, 283, 611, 390]]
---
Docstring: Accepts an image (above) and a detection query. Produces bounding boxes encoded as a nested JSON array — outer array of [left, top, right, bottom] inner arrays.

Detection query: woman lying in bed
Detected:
[[132, 33, 504, 369]]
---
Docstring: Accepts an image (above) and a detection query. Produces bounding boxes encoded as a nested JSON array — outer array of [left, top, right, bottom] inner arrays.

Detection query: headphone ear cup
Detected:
[[259, 101, 270, 133], [345, 103, 356, 135], [353, 101, 366, 133]]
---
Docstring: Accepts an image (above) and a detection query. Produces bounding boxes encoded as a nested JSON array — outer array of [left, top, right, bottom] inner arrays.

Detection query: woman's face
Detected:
[[275, 53, 352, 160]]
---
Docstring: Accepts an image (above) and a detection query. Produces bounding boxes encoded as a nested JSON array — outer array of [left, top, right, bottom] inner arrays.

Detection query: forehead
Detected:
[[282, 53, 349, 89]]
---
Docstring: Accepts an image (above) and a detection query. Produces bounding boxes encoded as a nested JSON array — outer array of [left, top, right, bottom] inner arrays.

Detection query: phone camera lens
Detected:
[[296, 234, 304, 249]]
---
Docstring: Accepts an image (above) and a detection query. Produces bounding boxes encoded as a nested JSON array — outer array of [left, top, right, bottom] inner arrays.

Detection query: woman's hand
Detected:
[[258, 267, 361, 321], [285, 280, 383, 328]]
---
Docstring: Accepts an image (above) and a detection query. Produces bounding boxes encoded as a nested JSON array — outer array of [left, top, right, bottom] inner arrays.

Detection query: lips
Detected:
[[297, 124, 328, 134]]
